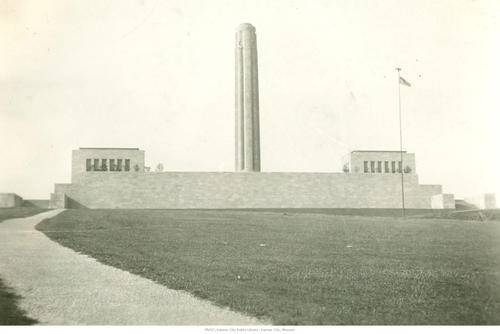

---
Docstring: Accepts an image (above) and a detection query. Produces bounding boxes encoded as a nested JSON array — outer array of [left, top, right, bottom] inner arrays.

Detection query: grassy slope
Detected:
[[0, 208, 43, 325], [419, 209, 500, 221], [37, 209, 500, 325], [0, 207, 48, 223], [0, 279, 37, 325]]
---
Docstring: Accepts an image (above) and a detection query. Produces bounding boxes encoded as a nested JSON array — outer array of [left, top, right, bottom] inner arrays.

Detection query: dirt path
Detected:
[[0, 210, 268, 325]]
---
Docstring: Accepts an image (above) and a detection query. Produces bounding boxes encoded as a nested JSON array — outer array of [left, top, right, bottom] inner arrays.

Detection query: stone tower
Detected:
[[235, 23, 261, 172]]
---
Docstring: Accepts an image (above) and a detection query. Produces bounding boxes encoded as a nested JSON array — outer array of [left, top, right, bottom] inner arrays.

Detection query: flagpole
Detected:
[[396, 67, 405, 218]]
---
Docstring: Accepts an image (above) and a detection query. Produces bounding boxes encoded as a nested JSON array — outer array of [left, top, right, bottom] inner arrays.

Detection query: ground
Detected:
[[0, 207, 48, 223], [0, 208, 46, 325], [36, 208, 500, 325]]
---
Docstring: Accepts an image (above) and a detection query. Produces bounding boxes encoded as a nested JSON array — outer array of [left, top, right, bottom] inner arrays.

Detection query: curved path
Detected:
[[0, 210, 268, 325]]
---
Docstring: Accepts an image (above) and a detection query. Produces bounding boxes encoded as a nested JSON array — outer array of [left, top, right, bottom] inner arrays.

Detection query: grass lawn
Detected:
[[0, 208, 44, 325], [0, 279, 37, 325], [0, 207, 48, 223], [37, 209, 500, 325]]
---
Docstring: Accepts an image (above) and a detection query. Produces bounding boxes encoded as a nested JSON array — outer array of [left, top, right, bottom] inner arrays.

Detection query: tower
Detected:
[[235, 23, 261, 172]]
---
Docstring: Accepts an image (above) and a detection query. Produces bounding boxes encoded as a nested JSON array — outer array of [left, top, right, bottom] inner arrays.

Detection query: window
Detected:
[[86, 159, 92, 171], [370, 161, 375, 173], [384, 161, 389, 173], [101, 159, 107, 171], [397, 161, 402, 173], [363, 161, 368, 173], [391, 161, 396, 173], [94, 159, 99, 171], [110, 159, 116, 171], [377, 161, 382, 173], [125, 159, 130, 171], [117, 159, 123, 171]]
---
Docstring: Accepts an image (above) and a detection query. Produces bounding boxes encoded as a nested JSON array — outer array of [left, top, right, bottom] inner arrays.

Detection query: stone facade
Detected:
[[343, 150, 416, 174], [47, 148, 453, 209], [51, 170, 442, 209], [71, 148, 145, 182], [49, 191, 67, 209]]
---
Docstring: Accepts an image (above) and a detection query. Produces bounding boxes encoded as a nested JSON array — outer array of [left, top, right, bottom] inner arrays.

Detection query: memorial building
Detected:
[[49, 24, 455, 210]]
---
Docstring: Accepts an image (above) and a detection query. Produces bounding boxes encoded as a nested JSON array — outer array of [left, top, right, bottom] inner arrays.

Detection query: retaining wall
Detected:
[[431, 194, 456, 209], [0, 193, 24, 208], [52, 172, 442, 209]]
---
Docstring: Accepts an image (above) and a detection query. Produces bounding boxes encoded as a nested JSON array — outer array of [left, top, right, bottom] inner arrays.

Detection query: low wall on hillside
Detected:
[[0, 193, 24, 208], [431, 194, 456, 209], [52, 172, 442, 209], [23, 199, 50, 208]]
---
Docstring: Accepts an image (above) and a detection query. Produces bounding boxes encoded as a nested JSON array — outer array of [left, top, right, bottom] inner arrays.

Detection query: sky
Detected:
[[1, 0, 499, 200]]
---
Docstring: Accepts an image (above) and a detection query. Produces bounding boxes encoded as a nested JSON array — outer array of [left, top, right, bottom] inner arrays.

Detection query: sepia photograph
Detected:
[[0, 0, 499, 331]]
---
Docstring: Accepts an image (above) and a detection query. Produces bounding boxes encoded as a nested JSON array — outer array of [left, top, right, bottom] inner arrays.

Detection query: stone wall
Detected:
[[53, 172, 442, 209], [0, 193, 24, 208], [49, 185, 70, 209], [431, 194, 456, 209], [346, 151, 416, 174], [72, 148, 145, 182]]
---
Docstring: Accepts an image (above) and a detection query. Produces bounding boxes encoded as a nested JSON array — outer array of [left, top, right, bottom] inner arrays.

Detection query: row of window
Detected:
[[363, 160, 411, 174], [86, 158, 132, 172]]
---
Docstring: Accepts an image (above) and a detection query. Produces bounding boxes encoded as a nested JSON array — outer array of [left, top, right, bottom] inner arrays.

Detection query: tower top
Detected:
[[236, 23, 256, 32]]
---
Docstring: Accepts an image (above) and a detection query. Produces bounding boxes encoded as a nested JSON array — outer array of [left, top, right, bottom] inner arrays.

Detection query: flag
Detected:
[[399, 76, 411, 87]]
